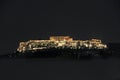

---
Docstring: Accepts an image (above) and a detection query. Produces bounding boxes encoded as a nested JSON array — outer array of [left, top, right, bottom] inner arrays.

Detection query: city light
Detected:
[[17, 36, 108, 53]]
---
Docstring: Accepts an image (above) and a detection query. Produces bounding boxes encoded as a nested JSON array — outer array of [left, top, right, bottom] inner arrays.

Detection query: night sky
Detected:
[[0, 0, 120, 53]]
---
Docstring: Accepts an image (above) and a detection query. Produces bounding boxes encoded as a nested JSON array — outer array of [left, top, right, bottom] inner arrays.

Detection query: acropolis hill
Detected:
[[17, 36, 107, 53]]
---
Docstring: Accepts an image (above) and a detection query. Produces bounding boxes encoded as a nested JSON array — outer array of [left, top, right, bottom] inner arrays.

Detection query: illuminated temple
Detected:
[[17, 36, 107, 53]]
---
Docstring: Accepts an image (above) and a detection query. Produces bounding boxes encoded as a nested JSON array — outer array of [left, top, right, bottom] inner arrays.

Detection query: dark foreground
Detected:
[[0, 55, 120, 80]]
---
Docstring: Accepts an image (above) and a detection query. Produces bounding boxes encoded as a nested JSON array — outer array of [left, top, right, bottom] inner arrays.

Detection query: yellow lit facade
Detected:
[[17, 36, 108, 53], [50, 36, 73, 41]]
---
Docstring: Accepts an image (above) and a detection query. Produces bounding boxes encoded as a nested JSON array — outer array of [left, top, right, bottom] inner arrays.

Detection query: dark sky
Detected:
[[0, 0, 120, 53]]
